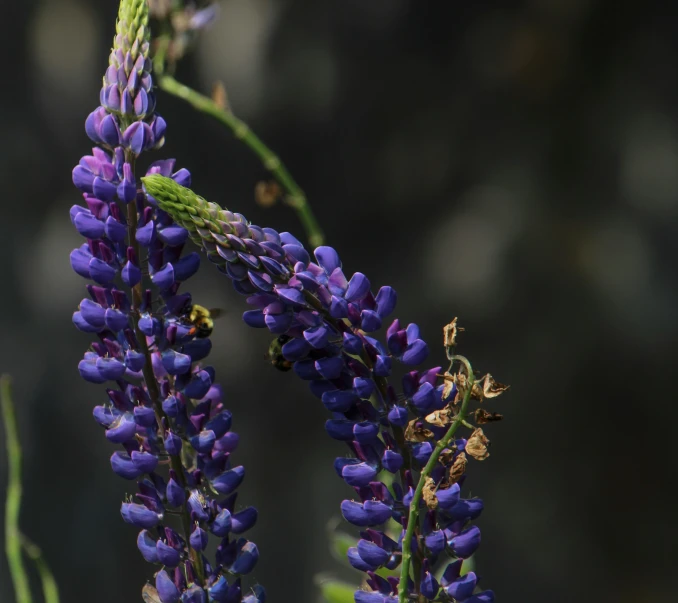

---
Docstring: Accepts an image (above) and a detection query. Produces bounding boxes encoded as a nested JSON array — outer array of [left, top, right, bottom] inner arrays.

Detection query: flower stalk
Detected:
[[68, 2, 264, 599], [142, 175, 504, 602]]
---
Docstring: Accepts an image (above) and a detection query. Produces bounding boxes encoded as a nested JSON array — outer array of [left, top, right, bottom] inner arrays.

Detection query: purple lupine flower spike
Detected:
[[143, 175, 505, 601], [86, 0, 164, 153], [69, 2, 263, 600]]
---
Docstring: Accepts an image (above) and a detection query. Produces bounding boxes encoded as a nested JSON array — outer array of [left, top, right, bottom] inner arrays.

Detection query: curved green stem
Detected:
[[157, 74, 325, 248], [398, 356, 475, 603], [1, 375, 33, 603], [20, 533, 60, 603]]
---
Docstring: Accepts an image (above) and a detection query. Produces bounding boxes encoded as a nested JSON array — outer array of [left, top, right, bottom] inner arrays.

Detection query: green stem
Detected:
[[20, 533, 60, 603], [156, 74, 325, 248], [1, 375, 33, 603], [398, 356, 475, 603], [152, 33, 171, 77]]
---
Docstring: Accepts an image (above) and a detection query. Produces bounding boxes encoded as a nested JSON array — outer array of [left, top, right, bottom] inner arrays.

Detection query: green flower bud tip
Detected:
[[115, 0, 150, 54], [142, 175, 255, 257], [99, 0, 157, 124], [142, 175, 210, 243], [142, 175, 200, 217]]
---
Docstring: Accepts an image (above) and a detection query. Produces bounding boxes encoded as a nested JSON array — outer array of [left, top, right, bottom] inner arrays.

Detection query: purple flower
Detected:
[[68, 2, 263, 599], [142, 174, 496, 602]]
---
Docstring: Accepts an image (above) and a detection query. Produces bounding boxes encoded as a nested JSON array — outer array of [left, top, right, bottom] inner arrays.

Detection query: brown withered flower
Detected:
[[471, 380, 485, 401], [471, 373, 511, 402], [405, 419, 433, 443], [440, 371, 456, 402], [439, 447, 457, 466], [472, 373, 510, 401], [466, 428, 491, 461], [443, 317, 463, 348], [481, 374, 510, 398], [475, 408, 504, 424], [422, 477, 439, 510], [425, 407, 454, 428], [255, 181, 283, 208], [453, 372, 476, 404], [448, 452, 467, 483]]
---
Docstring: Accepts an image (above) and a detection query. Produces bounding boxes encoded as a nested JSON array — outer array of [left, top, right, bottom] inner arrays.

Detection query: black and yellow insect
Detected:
[[181, 304, 223, 338], [267, 334, 293, 371]]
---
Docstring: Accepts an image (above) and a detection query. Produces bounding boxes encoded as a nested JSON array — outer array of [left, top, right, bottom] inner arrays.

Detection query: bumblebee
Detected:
[[181, 304, 223, 338], [267, 334, 293, 371]]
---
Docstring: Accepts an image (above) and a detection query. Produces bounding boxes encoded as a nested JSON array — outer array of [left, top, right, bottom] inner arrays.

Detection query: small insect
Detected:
[[180, 303, 223, 338], [267, 334, 293, 371]]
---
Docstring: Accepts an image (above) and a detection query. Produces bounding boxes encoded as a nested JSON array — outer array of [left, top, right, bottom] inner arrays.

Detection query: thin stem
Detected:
[[152, 34, 171, 77], [20, 533, 60, 603], [1, 375, 33, 603], [156, 74, 325, 248], [124, 155, 205, 584], [398, 356, 475, 603]]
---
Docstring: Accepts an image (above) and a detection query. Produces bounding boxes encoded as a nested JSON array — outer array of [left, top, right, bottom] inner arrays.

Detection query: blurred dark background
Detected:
[[1, 0, 676, 601]]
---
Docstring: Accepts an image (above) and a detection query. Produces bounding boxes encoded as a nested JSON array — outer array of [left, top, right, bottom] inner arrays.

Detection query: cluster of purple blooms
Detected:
[[69, 2, 264, 601], [143, 175, 495, 602]]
